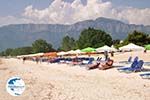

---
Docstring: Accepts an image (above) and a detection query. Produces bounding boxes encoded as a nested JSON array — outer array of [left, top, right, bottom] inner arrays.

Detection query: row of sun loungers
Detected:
[[46, 56, 150, 79], [118, 60, 144, 73], [118, 56, 150, 79]]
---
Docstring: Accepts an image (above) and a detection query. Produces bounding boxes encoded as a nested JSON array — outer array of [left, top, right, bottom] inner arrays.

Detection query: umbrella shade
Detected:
[[17, 53, 44, 58], [111, 45, 118, 51], [96, 45, 117, 52], [74, 49, 82, 54], [81, 47, 96, 52], [57, 51, 67, 56], [66, 50, 76, 54], [28, 53, 44, 57], [119, 43, 144, 51], [145, 45, 150, 50]]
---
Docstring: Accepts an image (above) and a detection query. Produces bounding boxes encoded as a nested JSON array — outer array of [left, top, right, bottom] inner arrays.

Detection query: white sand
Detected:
[[0, 51, 150, 100]]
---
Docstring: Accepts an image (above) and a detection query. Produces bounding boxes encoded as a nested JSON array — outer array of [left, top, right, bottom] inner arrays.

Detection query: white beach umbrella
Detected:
[[66, 50, 76, 54], [119, 43, 144, 51], [17, 55, 26, 58], [33, 53, 44, 57], [57, 51, 67, 56], [96, 45, 116, 52], [66, 49, 83, 55], [17, 53, 44, 58], [111, 45, 118, 52], [26, 53, 44, 57], [74, 49, 82, 54]]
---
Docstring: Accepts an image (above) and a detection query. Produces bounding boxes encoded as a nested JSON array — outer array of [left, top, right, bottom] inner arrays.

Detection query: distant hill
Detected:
[[0, 17, 150, 51]]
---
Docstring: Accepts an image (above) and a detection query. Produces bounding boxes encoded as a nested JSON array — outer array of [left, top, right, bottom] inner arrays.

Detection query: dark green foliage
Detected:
[[1, 29, 149, 57], [57, 47, 63, 52], [32, 39, 54, 53], [114, 30, 150, 48], [0, 51, 6, 56], [112, 39, 120, 45], [5, 48, 13, 56], [124, 30, 150, 46], [77, 28, 112, 49], [11, 47, 33, 56], [0, 47, 33, 56], [59, 28, 113, 51], [0, 39, 55, 56], [61, 36, 77, 51], [1, 49, 11, 56]]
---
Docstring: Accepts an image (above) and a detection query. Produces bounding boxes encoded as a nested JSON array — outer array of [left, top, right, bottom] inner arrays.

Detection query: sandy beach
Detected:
[[0, 51, 150, 100]]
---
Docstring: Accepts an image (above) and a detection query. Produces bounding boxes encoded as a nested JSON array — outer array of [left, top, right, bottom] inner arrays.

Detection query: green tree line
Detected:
[[0, 28, 150, 56], [0, 39, 55, 56], [60, 28, 150, 51], [114, 30, 150, 48], [60, 28, 112, 51]]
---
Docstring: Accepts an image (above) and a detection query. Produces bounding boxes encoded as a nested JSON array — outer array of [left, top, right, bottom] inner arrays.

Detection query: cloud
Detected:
[[117, 7, 150, 25], [22, 0, 113, 24], [0, 16, 33, 26], [22, 0, 150, 25], [1, 0, 150, 26]]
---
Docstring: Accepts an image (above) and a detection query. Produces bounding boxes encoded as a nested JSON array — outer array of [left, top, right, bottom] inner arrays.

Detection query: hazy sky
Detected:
[[0, 0, 150, 26]]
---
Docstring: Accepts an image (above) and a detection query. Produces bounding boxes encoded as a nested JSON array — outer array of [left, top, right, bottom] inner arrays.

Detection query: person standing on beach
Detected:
[[23, 57, 26, 64], [35, 57, 39, 64], [144, 49, 147, 53], [39, 56, 42, 64], [104, 51, 108, 61], [110, 51, 114, 57]]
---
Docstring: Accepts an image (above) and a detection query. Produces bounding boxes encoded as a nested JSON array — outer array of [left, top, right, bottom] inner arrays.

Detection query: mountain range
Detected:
[[0, 17, 150, 51]]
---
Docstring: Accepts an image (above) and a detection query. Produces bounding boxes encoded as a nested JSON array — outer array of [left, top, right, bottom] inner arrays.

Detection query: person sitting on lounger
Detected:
[[98, 59, 114, 70], [87, 61, 100, 70], [87, 57, 103, 70]]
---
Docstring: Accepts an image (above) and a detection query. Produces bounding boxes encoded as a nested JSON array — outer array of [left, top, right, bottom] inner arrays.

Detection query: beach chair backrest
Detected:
[[88, 58, 94, 64], [97, 57, 102, 61], [131, 60, 138, 68], [99, 57, 102, 61], [135, 60, 144, 69], [97, 57, 100, 61], [128, 56, 132, 62], [133, 56, 138, 62]]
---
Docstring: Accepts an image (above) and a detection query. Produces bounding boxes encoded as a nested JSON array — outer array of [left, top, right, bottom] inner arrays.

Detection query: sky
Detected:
[[0, 0, 150, 26]]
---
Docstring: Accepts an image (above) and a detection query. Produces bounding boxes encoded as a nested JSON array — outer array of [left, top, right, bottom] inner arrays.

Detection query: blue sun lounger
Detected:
[[140, 73, 150, 79], [80, 57, 94, 66], [118, 57, 139, 72], [120, 60, 144, 73], [144, 62, 150, 66]]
